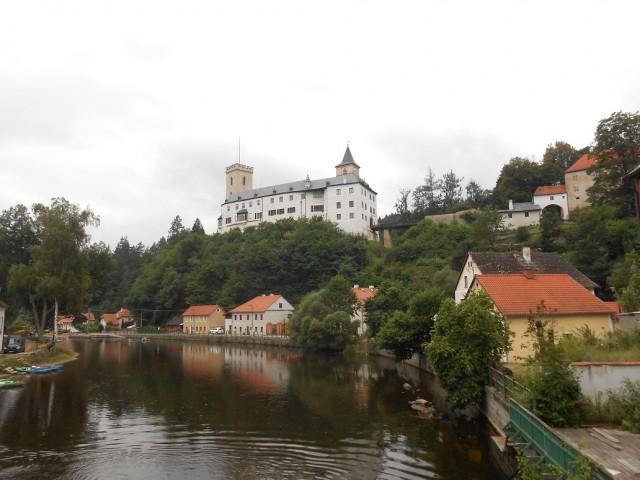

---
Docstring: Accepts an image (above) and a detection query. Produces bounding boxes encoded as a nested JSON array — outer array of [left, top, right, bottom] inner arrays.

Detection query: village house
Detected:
[[101, 308, 136, 329], [454, 247, 598, 303], [217, 145, 377, 240], [57, 315, 75, 332], [532, 184, 569, 220], [352, 285, 377, 336], [181, 305, 225, 334], [499, 200, 541, 229], [227, 294, 294, 336], [470, 271, 616, 361]]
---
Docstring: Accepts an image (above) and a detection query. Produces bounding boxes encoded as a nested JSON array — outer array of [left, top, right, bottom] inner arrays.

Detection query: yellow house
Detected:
[[182, 305, 226, 335], [471, 271, 616, 362]]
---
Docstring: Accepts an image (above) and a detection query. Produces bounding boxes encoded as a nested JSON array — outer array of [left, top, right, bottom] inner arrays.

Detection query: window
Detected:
[[249, 201, 252, 207], [349, 187, 354, 194], [311, 205, 324, 212], [242, 176, 246, 186], [277, 208, 285, 215], [255, 212, 262, 220], [270, 198, 275, 204], [508, 213, 513, 218], [287, 207, 295, 213], [268, 209, 277, 216], [349, 213, 354, 219], [235, 204, 239, 210], [301, 193, 305, 199], [313, 192, 323, 199], [464, 275, 468, 288], [337, 214, 341, 220], [230, 177, 234, 186], [573, 174, 578, 181], [257, 200, 261, 205], [225, 217, 231, 224], [279, 196, 283, 202], [242, 203, 245, 208], [237, 212, 247, 221], [336, 189, 341, 195], [227, 206, 230, 211], [336, 202, 341, 209], [349, 201, 354, 207], [289, 195, 293, 201], [279, 303, 283, 308], [550, 196, 554, 200], [524, 212, 529, 217], [574, 186, 579, 192]]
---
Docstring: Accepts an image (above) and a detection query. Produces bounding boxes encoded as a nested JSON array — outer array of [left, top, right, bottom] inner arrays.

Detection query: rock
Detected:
[[402, 383, 412, 391], [414, 398, 429, 406]]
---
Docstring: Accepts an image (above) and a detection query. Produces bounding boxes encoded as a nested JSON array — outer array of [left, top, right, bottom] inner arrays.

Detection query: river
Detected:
[[0, 338, 506, 479]]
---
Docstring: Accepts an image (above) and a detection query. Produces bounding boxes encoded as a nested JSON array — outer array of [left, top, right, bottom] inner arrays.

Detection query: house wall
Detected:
[[571, 363, 640, 401], [454, 255, 478, 303], [506, 313, 614, 362], [183, 309, 225, 334], [533, 193, 569, 220], [565, 169, 594, 213], [501, 210, 541, 229]]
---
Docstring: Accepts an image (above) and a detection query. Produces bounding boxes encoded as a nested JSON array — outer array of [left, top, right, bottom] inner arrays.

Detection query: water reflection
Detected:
[[0, 339, 505, 479]]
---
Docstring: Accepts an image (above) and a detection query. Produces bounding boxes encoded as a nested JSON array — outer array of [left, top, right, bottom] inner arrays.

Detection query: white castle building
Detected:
[[217, 145, 377, 239]]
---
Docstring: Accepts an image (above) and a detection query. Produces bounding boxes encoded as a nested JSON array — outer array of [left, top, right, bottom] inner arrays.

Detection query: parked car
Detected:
[[209, 327, 225, 334], [2, 335, 26, 354]]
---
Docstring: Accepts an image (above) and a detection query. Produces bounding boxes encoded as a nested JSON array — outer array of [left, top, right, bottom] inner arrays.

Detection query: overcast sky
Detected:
[[1, 1, 639, 248]]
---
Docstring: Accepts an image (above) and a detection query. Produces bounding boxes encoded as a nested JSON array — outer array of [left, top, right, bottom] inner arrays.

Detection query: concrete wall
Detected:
[[571, 362, 640, 401]]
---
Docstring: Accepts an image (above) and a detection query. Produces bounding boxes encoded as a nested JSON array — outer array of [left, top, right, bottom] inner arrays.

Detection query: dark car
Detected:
[[2, 335, 26, 354]]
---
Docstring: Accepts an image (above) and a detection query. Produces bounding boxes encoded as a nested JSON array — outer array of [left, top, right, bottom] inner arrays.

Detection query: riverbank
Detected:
[[0, 344, 78, 376]]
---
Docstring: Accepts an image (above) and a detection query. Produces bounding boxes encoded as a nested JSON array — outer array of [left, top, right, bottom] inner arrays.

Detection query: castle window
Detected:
[[287, 207, 295, 213], [337, 214, 341, 220], [349, 187, 354, 194], [268, 210, 276, 216], [279, 196, 283, 202], [225, 217, 231, 224], [257, 200, 261, 205], [336, 202, 341, 209], [230, 177, 233, 185], [349, 213, 354, 219], [311, 205, 324, 212], [336, 189, 341, 195], [227, 206, 230, 211], [242, 176, 246, 186], [277, 208, 285, 215], [235, 204, 239, 210], [349, 201, 354, 207], [289, 195, 293, 201], [255, 212, 262, 220], [270, 198, 275, 204]]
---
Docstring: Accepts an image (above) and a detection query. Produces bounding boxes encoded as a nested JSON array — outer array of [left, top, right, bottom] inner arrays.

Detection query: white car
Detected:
[[209, 327, 225, 334]]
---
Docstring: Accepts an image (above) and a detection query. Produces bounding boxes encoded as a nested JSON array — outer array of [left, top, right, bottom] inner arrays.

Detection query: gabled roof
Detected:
[[534, 184, 566, 196], [353, 285, 378, 306], [83, 312, 96, 321], [116, 308, 134, 318], [57, 315, 74, 324], [335, 145, 360, 168], [474, 273, 614, 316], [230, 295, 285, 313], [182, 305, 223, 316], [102, 313, 118, 324], [565, 153, 597, 173], [468, 251, 599, 290]]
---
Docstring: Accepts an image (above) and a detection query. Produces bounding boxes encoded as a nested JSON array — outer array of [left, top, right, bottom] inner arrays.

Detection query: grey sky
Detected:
[[1, 1, 639, 247]]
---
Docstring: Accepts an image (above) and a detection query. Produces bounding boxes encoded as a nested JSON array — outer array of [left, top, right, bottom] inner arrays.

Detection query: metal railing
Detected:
[[488, 366, 527, 399]]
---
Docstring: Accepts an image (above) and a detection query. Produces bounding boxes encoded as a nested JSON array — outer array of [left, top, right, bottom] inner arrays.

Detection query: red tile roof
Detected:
[[474, 273, 615, 316], [230, 295, 283, 313], [102, 313, 117, 324], [353, 286, 378, 306], [57, 315, 74, 324], [116, 308, 134, 318], [534, 184, 566, 196], [565, 153, 597, 173], [182, 305, 223, 316], [83, 312, 96, 321]]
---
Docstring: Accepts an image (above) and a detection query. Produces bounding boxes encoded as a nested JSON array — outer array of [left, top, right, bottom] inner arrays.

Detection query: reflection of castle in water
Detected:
[[179, 343, 300, 394]]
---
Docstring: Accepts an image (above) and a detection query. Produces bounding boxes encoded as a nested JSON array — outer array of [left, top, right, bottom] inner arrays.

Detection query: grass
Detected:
[[0, 345, 77, 374]]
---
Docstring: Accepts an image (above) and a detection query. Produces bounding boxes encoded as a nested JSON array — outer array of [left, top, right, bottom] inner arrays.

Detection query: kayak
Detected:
[[0, 378, 25, 389], [15, 365, 63, 375]]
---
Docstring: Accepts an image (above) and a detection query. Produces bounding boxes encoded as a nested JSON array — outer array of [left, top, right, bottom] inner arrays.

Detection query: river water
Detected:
[[0, 338, 506, 479]]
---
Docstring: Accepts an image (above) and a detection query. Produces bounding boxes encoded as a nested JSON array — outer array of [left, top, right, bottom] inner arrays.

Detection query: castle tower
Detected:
[[335, 144, 360, 177], [225, 163, 253, 199]]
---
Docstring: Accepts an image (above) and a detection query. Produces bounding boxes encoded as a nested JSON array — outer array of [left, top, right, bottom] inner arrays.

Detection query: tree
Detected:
[[394, 188, 411, 221], [542, 141, 582, 171], [363, 281, 411, 338], [7, 198, 99, 340], [412, 168, 441, 215], [465, 180, 492, 209], [538, 207, 562, 252], [440, 170, 464, 211], [620, 259, 640, 311], [519, 314, 587, 428], [425, 291, 512, 410], [289, 275, 358, 351], [191, 218, 205, 235], [375, 288, 446, 360], [588, 111, 640, 218], [493, 157, 543, 206], [168, 215, 185, 239], [471, 208, 504, 249]]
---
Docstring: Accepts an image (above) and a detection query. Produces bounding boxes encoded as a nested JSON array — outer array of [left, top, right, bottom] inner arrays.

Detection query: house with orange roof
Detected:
[[116, 308, 135, 327], [470, 271, 616, 362], [101, 312, 118, 329], [228, 294, 294, 336], [564, 153, 597, 213], [533, 184, 568, 220], [352, 285, 378, 336], [57, 315, 75, 332], [181, 305, 226, 334]]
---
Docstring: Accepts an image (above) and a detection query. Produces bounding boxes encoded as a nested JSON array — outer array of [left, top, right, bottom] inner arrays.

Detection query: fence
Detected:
[[488, 366, 527, 399]]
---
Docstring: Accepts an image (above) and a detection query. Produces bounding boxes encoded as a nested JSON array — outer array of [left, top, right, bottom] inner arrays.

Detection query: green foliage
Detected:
[[493, 157, 545, 206], [588, 111, 640, 218], [425, 291, 512, 410], [519, 316, 587, 428], [538, 207, 562, 252], [514, 226, 530, 243], [363, 281, 412, 338], [7, 198, 99, 339], [542, 141, 582, 171], [290, 275, 359, 351], [604, 379, 640, 433], [620, 259, 640, 311], [375, 288, 446, 361], [471, 208, 504, 249]]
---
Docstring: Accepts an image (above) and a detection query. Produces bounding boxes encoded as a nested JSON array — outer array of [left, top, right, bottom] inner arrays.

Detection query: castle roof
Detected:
[[335, 145, 359, 168], [534, 184, 566, 196], [565, 153, 597, 173]]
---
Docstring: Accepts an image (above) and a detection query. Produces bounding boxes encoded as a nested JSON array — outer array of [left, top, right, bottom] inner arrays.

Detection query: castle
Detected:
[[217, 145, 377, 239]]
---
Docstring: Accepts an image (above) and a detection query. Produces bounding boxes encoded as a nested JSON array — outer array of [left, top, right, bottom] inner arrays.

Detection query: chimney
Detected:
[[523, 268, 534, 279], [522, 246, 531, 263]]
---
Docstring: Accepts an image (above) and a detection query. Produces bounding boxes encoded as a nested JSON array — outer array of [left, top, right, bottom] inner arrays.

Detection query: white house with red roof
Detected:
[[564, 153, 597, 213], [533, 184, 569, 220], [181, 304, 226, 334], [218, 145, 377, 240], [470, 271, 616, 362], [228, 294, 294, 336], [352, 285, 378, 336], [57, 315, 75, 332]]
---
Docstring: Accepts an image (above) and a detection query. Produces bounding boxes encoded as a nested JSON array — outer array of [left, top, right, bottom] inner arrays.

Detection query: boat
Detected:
[[0, 378, 25, 389], [15, 365, 64, 375]]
